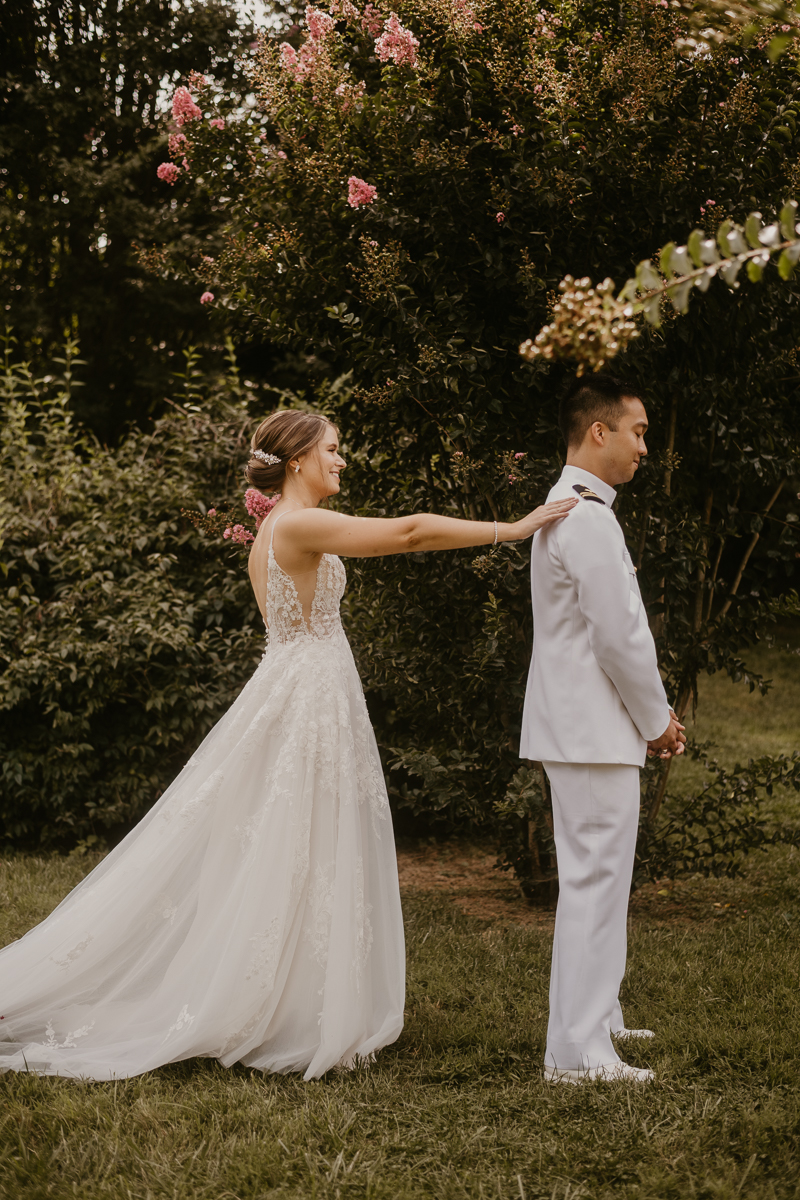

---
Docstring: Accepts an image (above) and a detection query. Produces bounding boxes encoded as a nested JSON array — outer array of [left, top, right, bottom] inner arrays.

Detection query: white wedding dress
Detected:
[[0, 515, 405, 1080]]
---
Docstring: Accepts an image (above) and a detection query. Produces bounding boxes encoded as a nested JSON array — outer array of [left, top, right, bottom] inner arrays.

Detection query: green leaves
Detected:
[[745, 211, 764, 249], [641, 744, 800, 883], [687, 228, 705, 268], [780, 199, 798, 238]]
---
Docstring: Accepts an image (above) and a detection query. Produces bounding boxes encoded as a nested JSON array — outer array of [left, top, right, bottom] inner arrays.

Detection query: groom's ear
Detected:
[[587, 421, 607, 448]]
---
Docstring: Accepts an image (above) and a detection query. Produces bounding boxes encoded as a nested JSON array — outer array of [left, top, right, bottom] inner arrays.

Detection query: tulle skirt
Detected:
[[0, 630, 405, 1080]]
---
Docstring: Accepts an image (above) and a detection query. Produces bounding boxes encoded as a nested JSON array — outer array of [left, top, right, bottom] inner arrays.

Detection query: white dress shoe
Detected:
[[612, 1027, 655, 1040], [544, 1061, 654, 1085]]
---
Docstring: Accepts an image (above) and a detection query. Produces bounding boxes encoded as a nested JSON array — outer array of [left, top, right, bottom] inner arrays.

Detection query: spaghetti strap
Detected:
[[268, 510, 288, 551]]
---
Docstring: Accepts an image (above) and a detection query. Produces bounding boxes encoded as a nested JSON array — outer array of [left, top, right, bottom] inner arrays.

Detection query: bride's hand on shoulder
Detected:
[[504, 497, 578, 542]]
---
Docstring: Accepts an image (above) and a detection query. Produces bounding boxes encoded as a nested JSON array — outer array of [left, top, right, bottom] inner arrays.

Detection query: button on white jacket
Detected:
[[519, 465, 670, 766]]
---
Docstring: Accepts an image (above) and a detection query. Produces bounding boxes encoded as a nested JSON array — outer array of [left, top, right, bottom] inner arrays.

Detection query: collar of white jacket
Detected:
[[560, 464, 617, 508]]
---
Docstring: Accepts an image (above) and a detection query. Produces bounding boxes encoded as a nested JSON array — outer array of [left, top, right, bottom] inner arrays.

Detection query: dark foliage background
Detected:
[[0, 0, 256, 438]]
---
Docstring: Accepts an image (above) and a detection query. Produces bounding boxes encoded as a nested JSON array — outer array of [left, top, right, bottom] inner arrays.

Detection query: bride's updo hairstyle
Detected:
[[245, 410, 333, 492]]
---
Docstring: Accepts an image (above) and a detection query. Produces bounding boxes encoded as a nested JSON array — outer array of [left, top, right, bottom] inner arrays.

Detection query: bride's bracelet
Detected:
[[493, 520, 498, 546]]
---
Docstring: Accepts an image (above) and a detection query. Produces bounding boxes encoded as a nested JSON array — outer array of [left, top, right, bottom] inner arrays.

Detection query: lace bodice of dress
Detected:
[[265, 512, 347, 646]]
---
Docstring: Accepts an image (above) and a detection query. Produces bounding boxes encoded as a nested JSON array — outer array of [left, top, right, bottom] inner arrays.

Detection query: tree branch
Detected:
[[521, 205, 800, 376], [716, 481, 784, 620]]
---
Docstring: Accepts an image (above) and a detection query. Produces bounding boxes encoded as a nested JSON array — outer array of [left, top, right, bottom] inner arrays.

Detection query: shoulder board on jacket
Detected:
[[572, 483, 605, 504]]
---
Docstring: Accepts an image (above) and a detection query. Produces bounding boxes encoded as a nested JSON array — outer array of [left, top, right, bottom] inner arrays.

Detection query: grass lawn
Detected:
[[1, 633, 798, 1200]]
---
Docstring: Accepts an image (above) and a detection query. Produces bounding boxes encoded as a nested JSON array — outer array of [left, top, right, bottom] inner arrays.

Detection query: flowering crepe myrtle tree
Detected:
[[148, 0, 800, 889]]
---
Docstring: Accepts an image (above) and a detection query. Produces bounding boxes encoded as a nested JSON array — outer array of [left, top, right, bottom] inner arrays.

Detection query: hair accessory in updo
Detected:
[[252, 449, 281, 466]]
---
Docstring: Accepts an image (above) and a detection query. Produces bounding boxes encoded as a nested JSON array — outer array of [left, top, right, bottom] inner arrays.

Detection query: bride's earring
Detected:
[[294, 464, 300, 474]]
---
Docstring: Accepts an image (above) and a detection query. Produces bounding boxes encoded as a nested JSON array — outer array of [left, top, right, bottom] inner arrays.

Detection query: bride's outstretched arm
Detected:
[[277, 499, 577, 558]]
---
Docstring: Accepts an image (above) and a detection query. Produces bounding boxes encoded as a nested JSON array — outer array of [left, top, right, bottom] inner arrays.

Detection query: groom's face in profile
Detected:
[[602, 396, 649, 485]]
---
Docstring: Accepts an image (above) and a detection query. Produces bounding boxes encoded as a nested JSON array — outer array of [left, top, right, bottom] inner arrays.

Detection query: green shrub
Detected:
[[0, 335, 263, 844]]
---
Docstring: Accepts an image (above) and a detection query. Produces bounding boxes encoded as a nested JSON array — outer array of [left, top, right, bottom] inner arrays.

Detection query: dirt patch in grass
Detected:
[[397, 840, 767, 931], [397, 841, 555, 930]]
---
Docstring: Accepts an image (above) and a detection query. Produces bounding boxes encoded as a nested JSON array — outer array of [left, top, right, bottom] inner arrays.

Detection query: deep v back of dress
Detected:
[[0, 509, 404, 1082], [265, 511, 347, 645]]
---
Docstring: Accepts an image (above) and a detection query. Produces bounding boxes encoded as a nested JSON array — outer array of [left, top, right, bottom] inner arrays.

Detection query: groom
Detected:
[[520, 374, 685, 1084]]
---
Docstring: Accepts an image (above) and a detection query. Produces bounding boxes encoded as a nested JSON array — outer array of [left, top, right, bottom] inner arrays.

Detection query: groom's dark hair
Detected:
[[558, 374, 642, 449]]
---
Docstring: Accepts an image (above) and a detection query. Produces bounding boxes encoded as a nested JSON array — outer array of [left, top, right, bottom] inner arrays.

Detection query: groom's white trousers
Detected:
[[543, 761, 640, 1071]]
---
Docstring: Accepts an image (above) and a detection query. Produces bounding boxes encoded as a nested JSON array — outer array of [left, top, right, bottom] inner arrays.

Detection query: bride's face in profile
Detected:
[[300, 424, 346, 499]]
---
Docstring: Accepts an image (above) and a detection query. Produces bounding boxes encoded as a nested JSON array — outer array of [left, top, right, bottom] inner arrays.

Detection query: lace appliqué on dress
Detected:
[[51, 933, 93, 969], [246, 918, 283, 990], [352, 857, 373, 990], [44, 1020, 95, 1050], [163, 1005, 196, 1043], [305, 864, 335, 968], [143, 894, 179, 930]]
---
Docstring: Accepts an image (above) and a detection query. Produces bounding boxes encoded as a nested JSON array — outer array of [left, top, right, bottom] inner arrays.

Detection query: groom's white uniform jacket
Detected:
[[520, 465, 670, 767]]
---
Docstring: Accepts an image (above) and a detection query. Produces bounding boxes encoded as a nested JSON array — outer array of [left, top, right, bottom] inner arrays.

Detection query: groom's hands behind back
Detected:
[[647, 711, 686, 759]]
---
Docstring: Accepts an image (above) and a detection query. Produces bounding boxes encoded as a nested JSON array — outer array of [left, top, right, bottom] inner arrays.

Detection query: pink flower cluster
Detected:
[[447, 0, 482, 35], [210, 117, 225, 130], [157, 162, 181, 185], [172, 86, 202, 126], [348, 175, 378, 208], [361, 2, 383, 35], [200, 291, 214, 304], [335, 79, 367, 110], [279, 4, 335, 81], [245, 488, 281, 529], [496, 212, 505, 223], [223, 524, 255, 545], [375, 13, 419, 67], [533, 10, 561, 39], [279, 43, 304, 79], [168, 131, 186, 157], [329, 0, 360, 17], [278, 5, 420, 85], [699, 198, 716, 216], [307, 5, 335, 39], [508, 452, 526, 483]]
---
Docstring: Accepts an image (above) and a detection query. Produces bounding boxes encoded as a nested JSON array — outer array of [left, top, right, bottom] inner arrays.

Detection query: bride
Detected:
[[0, 409, 575, 1081]]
